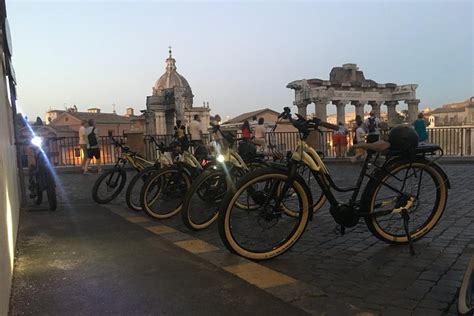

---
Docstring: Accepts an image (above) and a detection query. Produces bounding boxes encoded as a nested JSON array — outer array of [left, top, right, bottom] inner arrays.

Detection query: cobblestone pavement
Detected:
[[58, 162, 474, 315]]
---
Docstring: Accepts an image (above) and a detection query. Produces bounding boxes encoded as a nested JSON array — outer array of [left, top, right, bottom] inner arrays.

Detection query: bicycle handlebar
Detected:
[[277, 107, 339, 133]]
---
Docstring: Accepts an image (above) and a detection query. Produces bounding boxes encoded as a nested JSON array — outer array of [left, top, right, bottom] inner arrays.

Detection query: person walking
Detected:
[[83, 119, 102, 175], [78, 120, 88, 170], [413, 112, 429, 144], [364, 111, 380, 143]]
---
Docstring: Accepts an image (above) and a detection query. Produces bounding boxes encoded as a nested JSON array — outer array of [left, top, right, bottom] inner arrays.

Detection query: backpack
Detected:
[[367, 117, 377, 134], [88, 127, 98, 147]]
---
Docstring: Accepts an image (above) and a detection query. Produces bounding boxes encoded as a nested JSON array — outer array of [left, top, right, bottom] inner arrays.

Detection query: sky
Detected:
[[7, 0, 474, 120]]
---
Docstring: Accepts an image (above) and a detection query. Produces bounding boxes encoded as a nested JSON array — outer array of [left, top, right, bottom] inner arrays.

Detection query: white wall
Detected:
[[0, 61, 21, 314]]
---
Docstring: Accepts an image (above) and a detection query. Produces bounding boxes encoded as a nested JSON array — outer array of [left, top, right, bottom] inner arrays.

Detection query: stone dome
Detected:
[[153, 49, 193, 97]]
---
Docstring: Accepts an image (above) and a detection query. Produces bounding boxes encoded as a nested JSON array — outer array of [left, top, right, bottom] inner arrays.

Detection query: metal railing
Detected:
[[19, 127, 474, 168]]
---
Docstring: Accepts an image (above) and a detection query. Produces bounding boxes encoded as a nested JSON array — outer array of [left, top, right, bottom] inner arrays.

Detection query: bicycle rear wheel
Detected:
[[141, 166, 191, 219], [92, 168, 127, 204], [45, 171, 57, 211], [364, 161, 448, 244], [218, 168, 311, 260], [126, 166, 159, 212]]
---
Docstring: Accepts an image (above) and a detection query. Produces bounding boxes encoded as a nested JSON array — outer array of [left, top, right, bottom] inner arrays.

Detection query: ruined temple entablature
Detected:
[[287, 64, 420, 125]]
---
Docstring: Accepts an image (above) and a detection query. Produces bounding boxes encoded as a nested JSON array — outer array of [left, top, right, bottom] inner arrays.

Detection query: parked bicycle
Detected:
[[180, 124, 268, 230], [139, 138, 213, 219], [125, 136, 174, 212], [92, 137, 153, 204], [218, 107, 450, 260], [24, 136, 58, 211]]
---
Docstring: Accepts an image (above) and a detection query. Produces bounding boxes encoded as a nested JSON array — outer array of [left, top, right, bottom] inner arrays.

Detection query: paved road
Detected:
[[16, 162, 473, 315]]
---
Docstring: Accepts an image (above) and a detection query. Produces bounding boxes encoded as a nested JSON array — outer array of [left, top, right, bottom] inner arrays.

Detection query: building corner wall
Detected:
[[0, 59, 21, 315]]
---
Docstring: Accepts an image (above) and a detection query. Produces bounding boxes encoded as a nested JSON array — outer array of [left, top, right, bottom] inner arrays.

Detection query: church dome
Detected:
[[153, 49, 193, 97]]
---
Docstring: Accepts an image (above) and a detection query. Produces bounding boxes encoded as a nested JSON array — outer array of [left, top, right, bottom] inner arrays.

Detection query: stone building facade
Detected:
[[287, 63, 420, 126], [428, 97, 474, 127], [144, 49, 210, 135]]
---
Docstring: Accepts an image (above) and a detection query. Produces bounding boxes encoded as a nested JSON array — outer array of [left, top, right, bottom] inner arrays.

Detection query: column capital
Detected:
[[385, 100, 399, 107], [405, 99, 420, 105]]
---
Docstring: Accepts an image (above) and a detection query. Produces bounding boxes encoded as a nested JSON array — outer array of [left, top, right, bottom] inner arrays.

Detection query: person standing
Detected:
[[413, 112, 429, 144], [83, 119, 102, 174], [78, 120, 88, 170], [332, 122, 348, 158], [189, 115, 203, 144], [253, 118, 266, 152], [364, 111, 380, 143], [351, 120, 367, 163], [241, 120, 252, 140]]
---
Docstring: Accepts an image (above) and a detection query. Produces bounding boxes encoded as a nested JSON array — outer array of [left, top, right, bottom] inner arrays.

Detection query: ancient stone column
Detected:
[[352, 101, 365, 121], [296, 102, 308, 118], [334, 101, 346, 125], [406, 99, 420, 123], [385, 101, 398, 126], [369, 101, 382, 118], [314, 99, 328, 121], [143, 110, 156, 135]]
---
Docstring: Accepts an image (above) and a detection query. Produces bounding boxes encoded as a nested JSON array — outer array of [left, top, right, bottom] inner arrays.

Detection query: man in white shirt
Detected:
[[189, 115, 203, 143], [78, 120, 88, 170], [83, 119, 102, 174], [364, 111, 380, 143]]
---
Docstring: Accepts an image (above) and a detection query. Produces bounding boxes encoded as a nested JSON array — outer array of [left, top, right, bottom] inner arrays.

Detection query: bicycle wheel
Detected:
[[364, 161, 448, 244], [182, 169, 227, 230], [125, 166, 159, 212], [218, 167, 311, 260], [92, 168, 127, 204], [45, 171, 57, 211], [141, 166, 191, 219]]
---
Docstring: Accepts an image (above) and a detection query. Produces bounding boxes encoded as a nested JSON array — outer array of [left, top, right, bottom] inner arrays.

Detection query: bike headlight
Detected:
[[217, 154, 225, 163], [31, 136, 43, 147]]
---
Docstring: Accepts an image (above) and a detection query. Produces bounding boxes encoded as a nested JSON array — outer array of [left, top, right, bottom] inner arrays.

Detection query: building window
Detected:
[[108, 130, 113, 137], [65, 117, 68, 122]]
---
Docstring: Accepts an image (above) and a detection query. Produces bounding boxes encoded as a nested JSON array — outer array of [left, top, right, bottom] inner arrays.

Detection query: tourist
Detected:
[[78, 120, 88, 170], [413, 112, 429, 144], [174, 120, 187, 144], [351, 120, 367, 163], [364, 111, 380, 143], [83, 119, 102, 175], [253, 117, 266, 152], [189, 115, 203, 144], [332, 122, 348, 158], [241, 120, 252, 140], [249, 115, 258, 136]]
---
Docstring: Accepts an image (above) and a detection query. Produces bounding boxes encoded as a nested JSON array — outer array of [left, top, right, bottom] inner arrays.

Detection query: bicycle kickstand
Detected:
[[401, 210, 416, 256]]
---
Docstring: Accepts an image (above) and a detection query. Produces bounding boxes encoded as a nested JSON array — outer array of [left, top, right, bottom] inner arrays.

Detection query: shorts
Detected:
[[87, 148, 101, 159], [332, 133, 347, 146]]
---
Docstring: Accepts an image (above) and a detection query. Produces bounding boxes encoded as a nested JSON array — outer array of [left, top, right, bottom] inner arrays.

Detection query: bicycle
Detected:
[[24, 136, 58, 211], [125, 136, 174, 212], [139, 139, 212, 219], [180, 124, 268, 231], [92, 137, 153, 204], [218, 107, 450, 260]]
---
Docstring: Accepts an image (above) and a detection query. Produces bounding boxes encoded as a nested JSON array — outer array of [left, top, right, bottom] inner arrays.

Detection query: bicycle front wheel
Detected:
[[182, 169, 227, 230], [218, 168, 311, 261], [125, 166, 159, 212], [141, 167, 191, 219], [364, 161, 448, 244], [92, 168, 127, 204]]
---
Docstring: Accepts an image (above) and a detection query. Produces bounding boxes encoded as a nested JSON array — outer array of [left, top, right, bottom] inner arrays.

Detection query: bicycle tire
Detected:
[[363, 160, 448, 244], [125, 166, 159, 212], [218, 167, 312, 260], [181, 169, 226, 230], [45, 171, 57, 211], [140, 166, 191, 219], [92, 168, 127, 204]]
